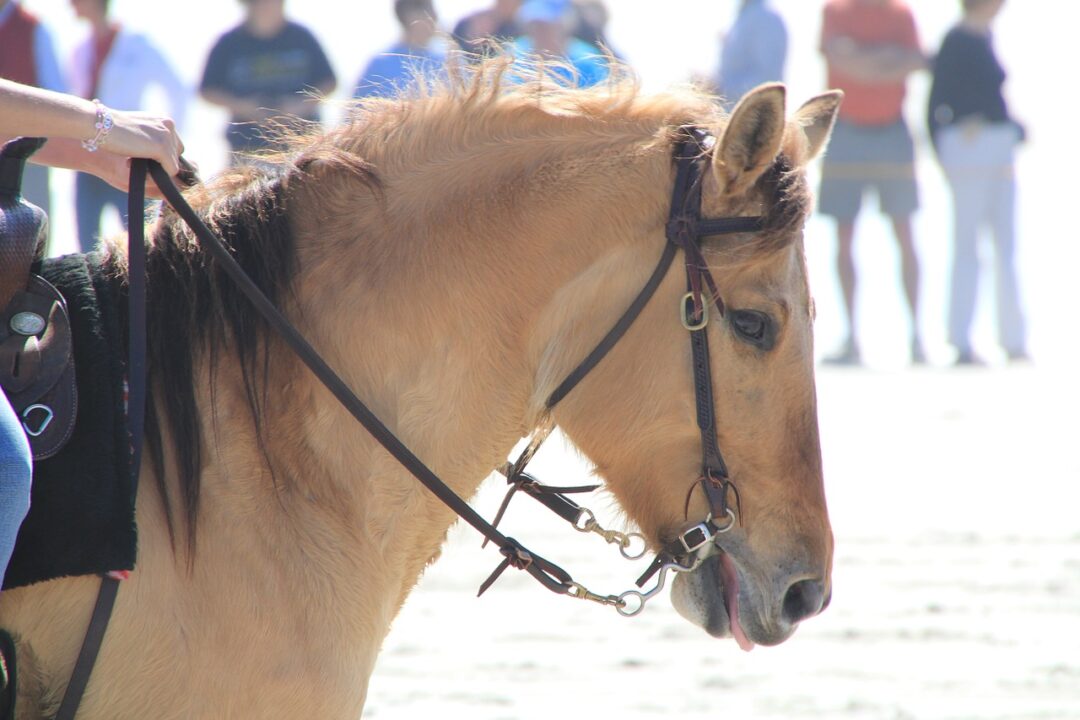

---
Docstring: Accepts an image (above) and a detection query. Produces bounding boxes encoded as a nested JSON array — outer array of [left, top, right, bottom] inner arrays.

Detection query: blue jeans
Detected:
[[75, 172, 129, 253], [0, 393, 32, 588], [938, 123, 1027, 355]]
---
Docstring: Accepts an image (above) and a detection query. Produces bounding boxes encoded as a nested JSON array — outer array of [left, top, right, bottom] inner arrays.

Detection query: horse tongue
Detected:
[[720, 553, 755, 652]]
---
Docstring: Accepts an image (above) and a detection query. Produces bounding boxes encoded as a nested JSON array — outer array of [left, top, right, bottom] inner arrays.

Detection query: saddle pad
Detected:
[[3, 253, 135, 590]]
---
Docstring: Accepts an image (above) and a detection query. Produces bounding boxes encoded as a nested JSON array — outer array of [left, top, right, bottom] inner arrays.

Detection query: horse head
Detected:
[[547, 84, 842, 649]]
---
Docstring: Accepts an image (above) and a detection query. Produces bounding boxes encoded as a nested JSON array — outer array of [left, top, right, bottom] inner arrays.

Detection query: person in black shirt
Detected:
[[928, 0, 1027, 364], [200, 0, 336, 160]]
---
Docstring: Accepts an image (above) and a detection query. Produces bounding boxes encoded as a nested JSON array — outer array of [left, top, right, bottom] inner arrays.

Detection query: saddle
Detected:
[[0, 138, 77, 459]]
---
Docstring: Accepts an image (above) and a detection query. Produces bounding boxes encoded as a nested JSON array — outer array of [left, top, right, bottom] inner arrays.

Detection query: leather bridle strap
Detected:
[[504, 129, 761, 551], [633, 132, 764, 588], [144, 162, 573, 597], [545, 241, 679, 409], [56, 159, 151, 720], [667, 130, 756, 521]]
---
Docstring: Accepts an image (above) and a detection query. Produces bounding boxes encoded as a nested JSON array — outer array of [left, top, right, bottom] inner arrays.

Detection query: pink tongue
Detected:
[[720, 554, 755, 652]]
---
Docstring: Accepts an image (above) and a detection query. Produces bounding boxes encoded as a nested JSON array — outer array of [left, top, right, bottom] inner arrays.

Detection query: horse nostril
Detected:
[[781, 578, 826, 625]]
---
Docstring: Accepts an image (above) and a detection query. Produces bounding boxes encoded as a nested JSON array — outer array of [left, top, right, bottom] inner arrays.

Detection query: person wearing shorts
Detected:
[[818, 0, 927, 365]]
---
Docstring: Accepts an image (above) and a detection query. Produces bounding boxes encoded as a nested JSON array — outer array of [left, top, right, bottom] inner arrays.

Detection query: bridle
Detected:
[[56, 127, 765, 717], [488, 127, 765, 599]]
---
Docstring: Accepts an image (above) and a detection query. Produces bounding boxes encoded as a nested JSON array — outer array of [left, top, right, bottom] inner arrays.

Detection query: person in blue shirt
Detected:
[[716, 0, 787, 111], [355, 0, 446, 99], [508, 0, 609, 88]]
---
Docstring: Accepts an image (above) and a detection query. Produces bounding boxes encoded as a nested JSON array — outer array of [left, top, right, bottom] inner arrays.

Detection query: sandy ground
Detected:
[[364, 365, 1080, 720]]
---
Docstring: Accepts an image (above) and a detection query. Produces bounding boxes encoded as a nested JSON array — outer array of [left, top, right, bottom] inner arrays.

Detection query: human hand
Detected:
[[88, 150, 186, 199], [102, 109, 184, 177]]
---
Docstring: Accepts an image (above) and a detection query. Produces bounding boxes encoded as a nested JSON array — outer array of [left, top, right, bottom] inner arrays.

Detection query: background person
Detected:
[[817, 0, 927, 366], [0, 0, 67, 238], [68, 0, 188, 252], [715, 0, 787, 111], [354, 0, 446, 99], [928, 0, 1027, 365], [200, 0, 336, 162], [452, 0, 522, 58], [509, 0, 609, 88], [569, 0, 621, 59]]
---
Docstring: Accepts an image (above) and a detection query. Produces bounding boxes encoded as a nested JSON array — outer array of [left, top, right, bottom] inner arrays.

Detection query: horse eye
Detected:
[[730, 310, 774, 349]]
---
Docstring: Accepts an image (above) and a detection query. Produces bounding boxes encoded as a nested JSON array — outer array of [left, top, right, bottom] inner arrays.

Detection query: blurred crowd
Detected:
[[1, 0, 1027, 366]]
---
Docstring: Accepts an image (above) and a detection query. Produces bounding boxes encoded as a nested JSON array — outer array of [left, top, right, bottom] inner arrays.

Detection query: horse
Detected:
[[0, 61, 841, 718]]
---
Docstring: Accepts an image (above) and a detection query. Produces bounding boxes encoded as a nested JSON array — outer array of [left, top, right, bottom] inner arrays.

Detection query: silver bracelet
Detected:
[[80, 99, 114, 152]]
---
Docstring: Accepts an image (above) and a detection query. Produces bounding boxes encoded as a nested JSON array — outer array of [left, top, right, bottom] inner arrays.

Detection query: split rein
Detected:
[[137, 131, 765, 613]]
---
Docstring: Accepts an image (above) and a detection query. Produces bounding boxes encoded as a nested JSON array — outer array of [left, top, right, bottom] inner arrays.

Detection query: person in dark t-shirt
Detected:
[[927, 0, 1027, 364], [200, 0, 336, 158]]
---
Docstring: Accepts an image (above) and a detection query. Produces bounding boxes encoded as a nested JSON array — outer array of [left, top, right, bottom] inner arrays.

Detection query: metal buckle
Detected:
[[680, 292, 708, 331], [678, 521, 713, 554], [22, 403, 54, 437]]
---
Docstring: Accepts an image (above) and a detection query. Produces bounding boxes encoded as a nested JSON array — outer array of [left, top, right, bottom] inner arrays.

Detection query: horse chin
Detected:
[[670, 553, 793, 651]]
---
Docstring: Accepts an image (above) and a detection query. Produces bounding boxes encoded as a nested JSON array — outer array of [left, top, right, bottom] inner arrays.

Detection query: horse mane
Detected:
[[106, 58, 809, 555]]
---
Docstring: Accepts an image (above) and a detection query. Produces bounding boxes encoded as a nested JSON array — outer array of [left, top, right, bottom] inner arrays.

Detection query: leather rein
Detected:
[[58, 128, 763, 716]]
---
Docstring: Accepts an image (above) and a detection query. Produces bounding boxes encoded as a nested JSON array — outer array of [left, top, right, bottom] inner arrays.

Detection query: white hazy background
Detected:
[[19, 1, 1080, 718]]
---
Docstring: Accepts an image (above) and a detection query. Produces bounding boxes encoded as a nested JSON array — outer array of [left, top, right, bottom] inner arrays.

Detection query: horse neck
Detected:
[[263, 129, 672, 583]]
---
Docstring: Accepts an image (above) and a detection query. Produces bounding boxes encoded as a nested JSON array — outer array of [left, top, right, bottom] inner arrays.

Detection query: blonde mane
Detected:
[[114, 58, 808, 554]]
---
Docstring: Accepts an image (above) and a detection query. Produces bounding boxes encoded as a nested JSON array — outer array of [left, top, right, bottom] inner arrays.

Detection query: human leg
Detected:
[[985, 127, 1027, 358], [872, 120, 921, 361], [75, 171, 107, 253], [817, 120, 865, 363], [890, 215, 923, 361], [830, 221, 860, 361], [0, 393, 32, 588], [938, 127, 990, 361]]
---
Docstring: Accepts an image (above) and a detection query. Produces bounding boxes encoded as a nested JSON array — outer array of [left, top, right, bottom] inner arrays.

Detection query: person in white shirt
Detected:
[[68, 0, 188, 252]]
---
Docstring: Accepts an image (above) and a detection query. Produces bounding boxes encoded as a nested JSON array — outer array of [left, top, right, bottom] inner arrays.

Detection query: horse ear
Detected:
[[713, 83, 786, 195], [794, 90, 844, 160]]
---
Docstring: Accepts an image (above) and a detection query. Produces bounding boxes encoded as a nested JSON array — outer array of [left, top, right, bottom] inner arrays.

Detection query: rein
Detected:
[[59, 130, 763, 715]]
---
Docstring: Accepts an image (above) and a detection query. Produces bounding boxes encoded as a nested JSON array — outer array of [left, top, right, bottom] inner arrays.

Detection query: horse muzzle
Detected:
[[670, 549, 830, 650]]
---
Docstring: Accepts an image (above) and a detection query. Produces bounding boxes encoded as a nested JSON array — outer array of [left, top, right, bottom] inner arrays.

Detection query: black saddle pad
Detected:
[[3, 253, 135, 590]]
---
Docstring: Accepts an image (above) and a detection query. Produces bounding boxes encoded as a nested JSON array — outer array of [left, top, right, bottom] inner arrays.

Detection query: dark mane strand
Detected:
[[140, 167, 298, 555]]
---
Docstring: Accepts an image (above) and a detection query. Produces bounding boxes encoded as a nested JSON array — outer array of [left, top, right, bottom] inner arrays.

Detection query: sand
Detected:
[[364, 365, 1080, 719]]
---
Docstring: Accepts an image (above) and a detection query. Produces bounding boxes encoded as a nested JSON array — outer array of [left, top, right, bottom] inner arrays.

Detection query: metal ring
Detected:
[[572, 508, 597, 533], [680, 292, 708, 331], [21, 403, 54, 437], [617, 532, 648, 560], [712, 508, 737, 534], [616, 590, 646, 617]]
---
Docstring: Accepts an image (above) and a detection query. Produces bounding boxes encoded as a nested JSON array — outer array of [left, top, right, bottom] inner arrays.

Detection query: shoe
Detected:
[[1006, 349, 1031, 364], [822, 341, 861, 366], [953, 349, 986, 367], [911, 338, 927, 365]]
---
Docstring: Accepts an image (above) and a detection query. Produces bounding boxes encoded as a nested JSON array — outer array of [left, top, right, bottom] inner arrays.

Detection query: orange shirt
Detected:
[[820, 0, 920, 126]]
